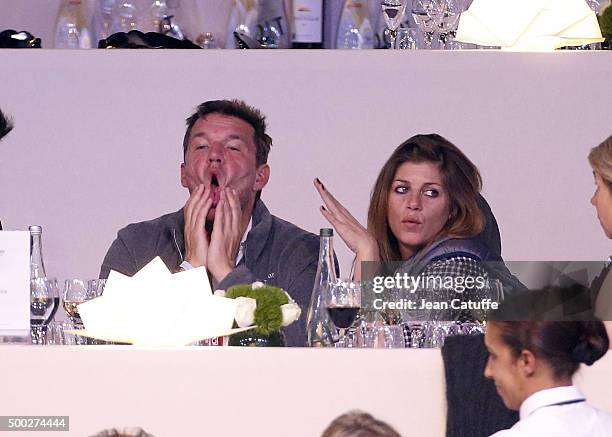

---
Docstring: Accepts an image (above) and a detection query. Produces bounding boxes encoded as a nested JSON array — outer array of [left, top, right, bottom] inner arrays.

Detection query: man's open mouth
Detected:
[[209, 174, 221, 205]]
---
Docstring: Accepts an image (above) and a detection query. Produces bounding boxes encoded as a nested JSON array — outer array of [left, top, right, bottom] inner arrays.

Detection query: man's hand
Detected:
[[207, 188, 243, 282], [184, 184, 213, 268]]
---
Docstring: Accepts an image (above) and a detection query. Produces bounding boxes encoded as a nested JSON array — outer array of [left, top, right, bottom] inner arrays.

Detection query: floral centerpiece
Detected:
[[218, 282, 301, 347]]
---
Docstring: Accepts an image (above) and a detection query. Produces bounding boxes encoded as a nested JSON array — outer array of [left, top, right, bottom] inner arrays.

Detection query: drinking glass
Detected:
[[381, 0, 409, 50], [46, 321, 67, 345], [88, 279, 106, 298], [411, 0, 437, 49], [395, 27, 417, 49], [460, 321, 485, 336], [425, 321, 460, 347], [30, 278, 56, 327], [30, 278, 54, 344], [361, 323, 406, 348], [325, 279, 362, 341], [434, 0, 464, 49], [63, 279, 89, 326], [404, 321, 428, 348]]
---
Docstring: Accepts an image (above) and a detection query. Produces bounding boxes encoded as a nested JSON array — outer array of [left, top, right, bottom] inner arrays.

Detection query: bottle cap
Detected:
[[29, 225, 42, 235], [319, 228, 333, 237]]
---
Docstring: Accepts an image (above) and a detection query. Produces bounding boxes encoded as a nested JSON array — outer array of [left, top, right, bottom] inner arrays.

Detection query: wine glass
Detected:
[[411, 0, 437, 49], [30, 278, 56, 344], [395, 27, 417, 49], [88, 279, 106, 298], [325, 279, 362, 342], [434, 0, 464, 49], [63, 279, 89, 326], [381, 0, 409, 50]]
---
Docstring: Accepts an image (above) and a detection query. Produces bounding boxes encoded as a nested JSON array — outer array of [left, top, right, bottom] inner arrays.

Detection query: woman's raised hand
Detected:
[[314, 178, 379, 262]]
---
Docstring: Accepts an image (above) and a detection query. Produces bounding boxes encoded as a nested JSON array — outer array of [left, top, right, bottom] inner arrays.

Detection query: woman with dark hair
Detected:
[[588, 136, 612, 339], [315, 134, 506, 321], [484, 320, 612, 436]]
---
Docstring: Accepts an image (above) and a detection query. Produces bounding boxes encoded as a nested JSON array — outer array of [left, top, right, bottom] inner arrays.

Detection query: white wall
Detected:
[[0, 50, 611, 282]]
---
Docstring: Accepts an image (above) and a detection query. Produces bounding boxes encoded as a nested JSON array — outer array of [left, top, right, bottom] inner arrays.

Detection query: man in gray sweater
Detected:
[[100, 100, 319, 346]]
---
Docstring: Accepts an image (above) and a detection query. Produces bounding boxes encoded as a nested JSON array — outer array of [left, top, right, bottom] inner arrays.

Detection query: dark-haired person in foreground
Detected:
[[0, 108, 14, 231], [484, 320, 612, 436], [100, 100, 318, 346]]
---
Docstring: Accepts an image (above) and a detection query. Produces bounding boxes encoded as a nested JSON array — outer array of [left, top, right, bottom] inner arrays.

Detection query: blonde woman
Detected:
[[588, 135, 612, 341], [322, 411, 401, 437]]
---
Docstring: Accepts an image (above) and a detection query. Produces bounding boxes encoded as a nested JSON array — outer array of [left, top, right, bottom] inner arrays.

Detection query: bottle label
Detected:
[[292, 0, 323, 43]]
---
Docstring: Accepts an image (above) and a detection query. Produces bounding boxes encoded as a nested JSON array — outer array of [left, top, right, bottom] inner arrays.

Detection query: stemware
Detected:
[[395, 27, 417, 49], [62, 279, 90, 326], [30, 278, 57, 344], [30, 278, 56, 326], [325, 279, 362, 341], [363, 323, 406, 348], [380, 0, 409, 50], [411, 0, 437, 49], [87, 279, 106, 298], [434, 0, 464, 49]]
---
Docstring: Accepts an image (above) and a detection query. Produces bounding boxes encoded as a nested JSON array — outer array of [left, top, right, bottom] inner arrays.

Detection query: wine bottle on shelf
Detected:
[[91, 0, 116, 45], [54, 0, 92, 49], [252, 0, 291, 48], [335, 0, 374, 49], [291, 0, 324, 48], [306, 228, 338, 347]]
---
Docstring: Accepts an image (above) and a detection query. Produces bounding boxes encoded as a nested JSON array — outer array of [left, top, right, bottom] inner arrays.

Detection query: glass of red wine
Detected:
[[325, 279, 362, 345]]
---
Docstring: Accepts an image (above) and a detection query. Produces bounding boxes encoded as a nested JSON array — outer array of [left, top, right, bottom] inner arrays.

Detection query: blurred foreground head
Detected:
[[322, 410, 402, 437], [90, 427, 154, 437], [0, 108, 13, 141]]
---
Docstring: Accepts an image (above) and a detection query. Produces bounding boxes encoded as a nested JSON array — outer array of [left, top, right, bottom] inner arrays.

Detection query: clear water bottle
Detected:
[[306, 228, 338, 347], [29, 225, 46, 279], [54, 0, 91, 49]]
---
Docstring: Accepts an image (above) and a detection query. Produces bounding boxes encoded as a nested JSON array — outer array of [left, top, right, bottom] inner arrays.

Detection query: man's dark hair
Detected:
[[182, 99, 272, 166], [0, 108, 14, 141]]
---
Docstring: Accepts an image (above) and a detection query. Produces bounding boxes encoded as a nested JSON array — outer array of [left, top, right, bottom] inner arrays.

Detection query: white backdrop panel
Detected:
[[0, 50, 610, 281]]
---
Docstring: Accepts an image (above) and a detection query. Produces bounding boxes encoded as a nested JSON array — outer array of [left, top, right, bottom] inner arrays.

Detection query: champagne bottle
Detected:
[[291, 0, 324, 48], [306, 228, 337, 347]]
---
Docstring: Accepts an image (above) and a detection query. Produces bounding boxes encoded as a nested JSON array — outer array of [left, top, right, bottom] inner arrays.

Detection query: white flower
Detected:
[[280, 302, 301, 327], [213, 289, 226, 297], [251, 281, 265, 289], [234, 296, 257, 328]]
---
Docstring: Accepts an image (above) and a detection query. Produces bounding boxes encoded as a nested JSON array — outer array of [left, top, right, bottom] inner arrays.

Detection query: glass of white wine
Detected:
[[381, 0, 409, 50], [63, 279, 89, 326], [30, 278, 56, 344]]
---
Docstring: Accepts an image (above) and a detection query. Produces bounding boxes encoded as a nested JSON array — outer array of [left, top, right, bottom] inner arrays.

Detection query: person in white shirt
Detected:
[[484, 320, 612, 436]]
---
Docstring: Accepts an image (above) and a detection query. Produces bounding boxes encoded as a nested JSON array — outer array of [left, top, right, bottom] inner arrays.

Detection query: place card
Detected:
[[0, 231, 30, 336]]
